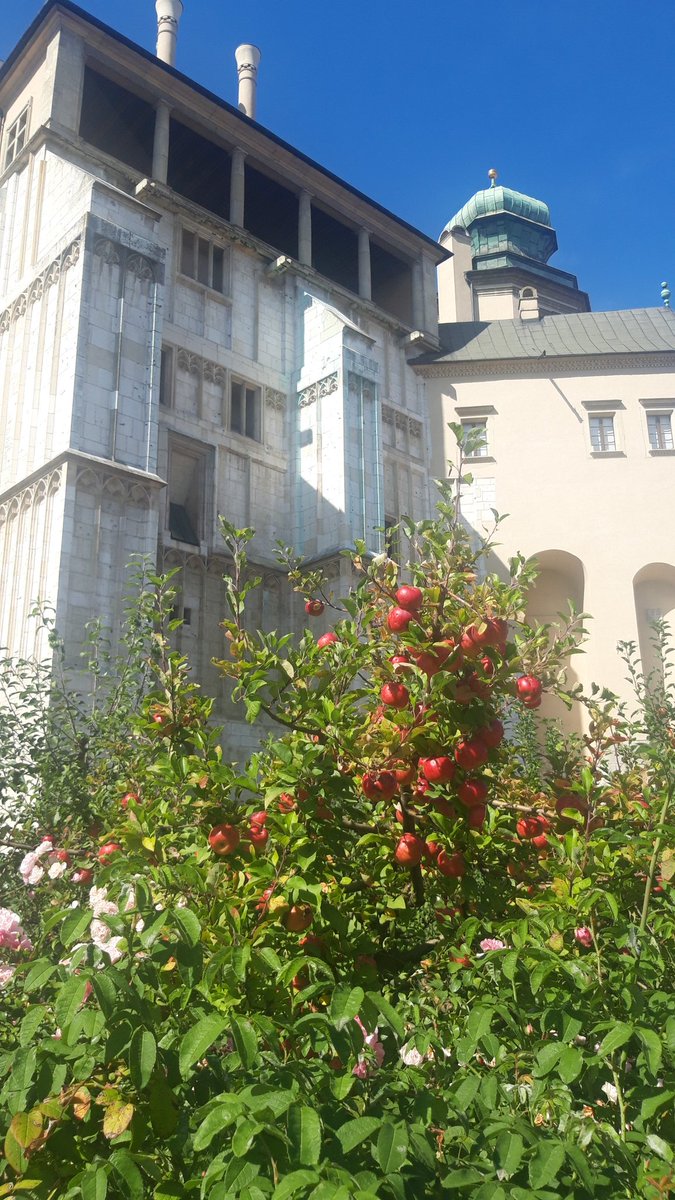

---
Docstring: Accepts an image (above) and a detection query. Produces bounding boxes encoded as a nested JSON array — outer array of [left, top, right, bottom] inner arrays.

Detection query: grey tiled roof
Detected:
[[419, 308, 675, 363]]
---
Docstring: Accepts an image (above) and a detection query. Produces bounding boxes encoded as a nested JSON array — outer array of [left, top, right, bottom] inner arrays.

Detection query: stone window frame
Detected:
[[455, 404, 497, 463], [582, 400, 625, 458], [4, 102, 30, 170], [166, 435, 212, 550], [229, 375, 262, 443], [178, 225, 230, 296], [639, 398, 675, 456]]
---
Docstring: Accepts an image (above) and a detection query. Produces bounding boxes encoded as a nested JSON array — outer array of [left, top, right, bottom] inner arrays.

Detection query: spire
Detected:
[[661, 281, 671, 309], [488, 168, 498, 189]]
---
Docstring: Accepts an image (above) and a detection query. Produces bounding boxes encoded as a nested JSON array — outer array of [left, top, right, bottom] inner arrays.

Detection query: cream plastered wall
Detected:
[[426, 364, 675, 709]]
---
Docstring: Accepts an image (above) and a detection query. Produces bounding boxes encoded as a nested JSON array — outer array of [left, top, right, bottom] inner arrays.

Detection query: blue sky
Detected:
[[3, 0, 672, 312]]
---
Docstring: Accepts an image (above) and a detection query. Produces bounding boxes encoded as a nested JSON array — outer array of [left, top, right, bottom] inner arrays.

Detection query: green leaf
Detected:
[[153, 1185, 184, 1199], [55, 975, 89, 1032], [193, 1099, 242, 1151], [528, 1141, 565, 1189], [408, 1129, 436, 1173], [273, 1171, 320, 1200], [149, 1078, 179, 1137], [9, 1109, 43, 1151], [597, 1023, 633, 1058], [453, 1075, 480, 1110], [61, 905, 94, 947], [288, 1106, 322, 1167], [534, 1043, 563, 1077], [637, 1027, 662, 1076], [641, 1090, 675, 1121], [81, 1167, 109, 1200], [92, 971, 118, 1019], [179, 1013, 228, 1078], [466, 1006, 493, 1044], [23, 958, 56, 993], [110, 1149, 144, 1200], [231, 1016, 260, 1069], [501, 951, 519, 981], [232, 944, 252, 981], [565, 1144, 596, 1193], [495, 1132, 524, 1178], [336, 1116, 381, 1153], [330, 1072, 355, 1100], [558, 1045, 583, 1083], [366, 992, 405, 1039], [19, 1005, 48, 1048], [329, 985, 365, 1031], [5, 1047, 37, 1114], [375, 1122, 408, 1174], [173, 907, 201, 946], [232, 1118, 262, 1158], [442, 1169, 483, 1187], [646, 1134, 673, 1163], [129, 1029, 157, 1091]]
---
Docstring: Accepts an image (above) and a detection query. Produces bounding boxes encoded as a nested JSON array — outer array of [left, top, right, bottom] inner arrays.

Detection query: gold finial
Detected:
[[488, 168, 498, 188]]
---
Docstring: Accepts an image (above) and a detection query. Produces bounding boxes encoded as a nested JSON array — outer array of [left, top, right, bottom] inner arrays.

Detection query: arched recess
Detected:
[[633, 563, 675, 687], [526, 550, 586, 734]]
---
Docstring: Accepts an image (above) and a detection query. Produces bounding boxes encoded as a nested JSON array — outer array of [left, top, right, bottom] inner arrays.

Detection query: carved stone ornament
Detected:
[[0, 237, 82, 333], [176, 347, 225, 385], [0, 466, 64, 528], [93, 237, 120, 266], [126, 252, 156, 282], [298, 371, 338, 408], [265, 387, 286, 411], [75, 463, 152, 508]]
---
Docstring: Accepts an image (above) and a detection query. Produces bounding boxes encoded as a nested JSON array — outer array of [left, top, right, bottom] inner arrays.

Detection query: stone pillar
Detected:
[[412, 260, 424, 329], [358, 228, 371, 302], [230, 149, 246, 227], [299, 191, 312, 266], [155, 0, 183, 67], [235, 45, 262, 119], [152, 100, 171, 184]]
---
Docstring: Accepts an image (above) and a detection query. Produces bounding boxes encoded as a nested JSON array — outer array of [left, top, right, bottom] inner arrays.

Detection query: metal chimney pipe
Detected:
[[155, 0, 183, 67], [235, 44, 261, 119]]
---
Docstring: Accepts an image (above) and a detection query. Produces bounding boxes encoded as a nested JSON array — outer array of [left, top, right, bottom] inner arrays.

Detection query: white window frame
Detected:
[[229, 376, 262, 442], [179, 227, 228, 295], [4, 103, 30, 169], [588, 414, 616, 454], [639, 399, 675, 455], [582, 400, 624, 457], [455, 404, 497, 462]]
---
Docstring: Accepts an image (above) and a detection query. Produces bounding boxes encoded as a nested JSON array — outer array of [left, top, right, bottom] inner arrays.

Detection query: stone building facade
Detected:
[[0, 1, 442, 753]]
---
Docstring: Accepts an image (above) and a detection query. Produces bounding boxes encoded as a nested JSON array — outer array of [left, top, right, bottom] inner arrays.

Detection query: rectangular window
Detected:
[[168, 445, 205, 546], [4, 105, 29, 169], [180, 228, 226, 294], [589, 415, 616, 453], [230, 379, 261, 441], [647, 412, 673, 451], [461, 419, 489, 458], [159, 347, 173, 408]]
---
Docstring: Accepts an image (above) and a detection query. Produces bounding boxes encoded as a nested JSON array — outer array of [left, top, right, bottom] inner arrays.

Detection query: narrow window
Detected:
[[230, 379, 261, 441], [179, 227, 227, 294], [461, 419, 489, 458], [384, 514, 400, 562], [589, 415, 616, 453], [168, 446, 204, 546], [159, 347, 173, 408], [647, 412, 673, 451], [4, 106, 29, 169]]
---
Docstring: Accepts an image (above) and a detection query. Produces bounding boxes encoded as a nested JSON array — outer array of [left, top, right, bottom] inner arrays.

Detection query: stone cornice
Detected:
[[0, 450, 165, 509], [413, 352, 675, 378], [0, 237, 81, 334]]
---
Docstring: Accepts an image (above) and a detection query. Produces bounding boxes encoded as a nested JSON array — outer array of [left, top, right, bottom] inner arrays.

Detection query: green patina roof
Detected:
[[445, 185, 552, 235]]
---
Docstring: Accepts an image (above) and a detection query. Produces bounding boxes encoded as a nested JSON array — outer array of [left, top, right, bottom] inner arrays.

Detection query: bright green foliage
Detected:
[[0, 454, 673, 1199]]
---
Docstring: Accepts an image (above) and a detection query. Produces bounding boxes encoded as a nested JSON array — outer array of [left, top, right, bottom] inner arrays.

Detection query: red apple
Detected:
[[208, 824, 241, 856], [457, 777, 488, 807], [387, 607, 415, 633], [380, 681, 410, 708], [454, 738, 489, 771], [120, 791, 139, 809], [420, 756, 455, 784], [98, 842, 121, 864], [516, 675, 543, 703], [437, 850, 466, 878], [361, 771, 398, 802], [285, 904, 313, 932], [412, 650, 443, 677], [73, 867, 94, 885], [395, 833, 425, 866], [516, 815, 551, 844], [486, 618, 508, 646], [316, 801, 334, 820], [429, 796, 459, 820], [390, 654, 412, 672], [460, 626, 484, 656], [250, 810, 267, 828], [480, 655, 495, 678], [478, 718, 504, 749], [425, 840, 441, 860], [395, 585, 423, 612], [278, 792, 297, 813], [317, 632, 339, 649], [392, 762, 416, 786], [437, 639, 464, 673], [249, 825, 269, 847], [305, 599, 325, 617]]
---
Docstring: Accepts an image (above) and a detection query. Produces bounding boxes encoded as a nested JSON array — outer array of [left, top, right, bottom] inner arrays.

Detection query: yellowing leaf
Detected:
[[103, 1100, 134, 1140], [162, 957, 177, 972], [73, 1087, 92, 1121], [142, 837, 156, 852], [660, 848, 675, 882]]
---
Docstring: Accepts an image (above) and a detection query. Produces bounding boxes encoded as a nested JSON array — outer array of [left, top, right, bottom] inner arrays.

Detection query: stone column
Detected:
[[358, 228, 371, 302], [152, 101, 171, 184], [299, 191, 312, 266], [155, 0, 183, 67], [230, 149, 246, 227]]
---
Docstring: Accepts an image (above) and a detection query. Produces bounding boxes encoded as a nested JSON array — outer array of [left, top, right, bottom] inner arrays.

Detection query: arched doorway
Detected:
[[632, 563, 675, 689], [526, 550, 586, 733]]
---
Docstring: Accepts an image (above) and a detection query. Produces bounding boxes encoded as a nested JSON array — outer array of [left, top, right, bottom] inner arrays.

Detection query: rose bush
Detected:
[[0, 462, 673, 1198]]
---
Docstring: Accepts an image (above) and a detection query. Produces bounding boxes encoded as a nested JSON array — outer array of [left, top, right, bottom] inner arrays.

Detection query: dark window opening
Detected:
[[80, 67, 154, 175], [311, 206, 359, 293], [384, 514, 400, 563], [370, 242, 413, 325], [180, 229, 227, 293], [168, 446, 204, 545], [168, 119, 231, 220], [244, 165, 298, 258], [230, 380, 261, 441], [159, 347, 173, 407]]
